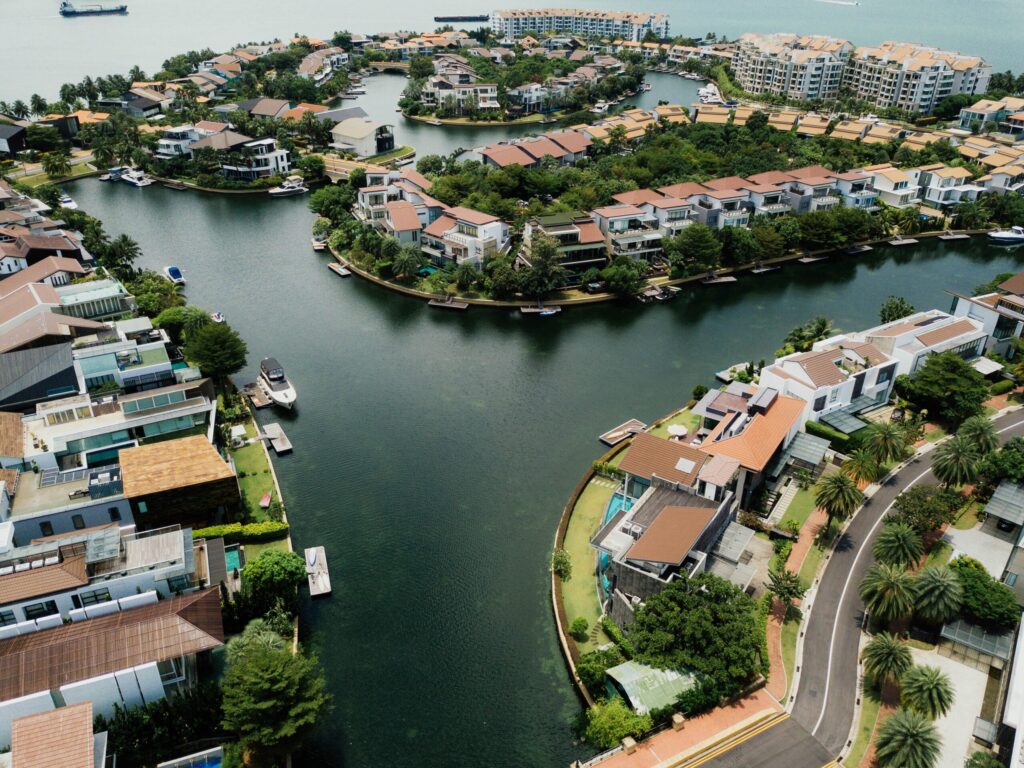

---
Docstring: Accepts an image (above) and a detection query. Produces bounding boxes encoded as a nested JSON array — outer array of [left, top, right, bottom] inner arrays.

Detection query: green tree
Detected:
[[102, 233, 141, 278], [521, 233, 568, 299], [666, 222, 722, 276], [392, 245, 425, 279], [862, 632, 912, 686], [979, 436, 1024, 488], [949, 555, 1021, 630], [241, 549, 306, 616], [814, 471, 863, 531], [764, 569, 806, 610], [577, 647, 625, 693], [901, 665, 954, 719], [864, 421, 910, 465], [551, 548, 572, 581], [153, 305, 210, 344], [226, 618, 288, 665], [874, 709, 941, 768], [887, 485, 961, 536], [454, 262, 479, 291], [900, 351, 989, 426], [964, 752, 1006, 768], [873, 523, 924, 568], [860, 563, 915, 624], [295, 154, 325, 180], [570, 617, 589, 641], [222, 644, 330, 764], [584, 699, 652, 749], [880, 296, 916, 324], [912, 566, 963, 625], [958, 415, 998, 456], [601, 257, 646, 297], [41, 150, 72, 179], [843, 448, 881, 485], [932, 434, 980, 488], [184, 322, 248, 381], [409, 55, 435, 79]]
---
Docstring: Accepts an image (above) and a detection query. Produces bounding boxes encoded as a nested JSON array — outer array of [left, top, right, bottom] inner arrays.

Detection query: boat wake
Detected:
[[813, 0, 859, 5]]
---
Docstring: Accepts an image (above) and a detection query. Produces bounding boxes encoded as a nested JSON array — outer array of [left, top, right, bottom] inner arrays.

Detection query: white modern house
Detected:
[[330, 118, 395, 158], [421, 207, 510, 268]]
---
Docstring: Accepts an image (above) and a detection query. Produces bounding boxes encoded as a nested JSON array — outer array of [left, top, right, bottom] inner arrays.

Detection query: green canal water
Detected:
[[68, 178, 1024, 766]]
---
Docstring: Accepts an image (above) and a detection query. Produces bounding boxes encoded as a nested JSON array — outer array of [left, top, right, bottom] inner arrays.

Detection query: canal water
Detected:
[[4, 0, 1024, 102], [68, 177, 1024, 767]]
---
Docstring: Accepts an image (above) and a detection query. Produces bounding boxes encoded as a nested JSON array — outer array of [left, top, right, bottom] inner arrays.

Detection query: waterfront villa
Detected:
[[383, 201, 422, 245], [297, 47, 349, 84], [218, 137, 292, 181], [330, 118, 395, 159], [521, 212, 608, 283], [590, 204, 663, 263], [420, 77, 500, 116], [957, 96, 1024, 133], [421, 208, 510, 268], [950, 271, 1024, 357]]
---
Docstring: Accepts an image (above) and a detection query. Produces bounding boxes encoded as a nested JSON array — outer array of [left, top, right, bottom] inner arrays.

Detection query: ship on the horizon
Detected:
[[59, 0, 129, 16], [433, 14, 489, 22]]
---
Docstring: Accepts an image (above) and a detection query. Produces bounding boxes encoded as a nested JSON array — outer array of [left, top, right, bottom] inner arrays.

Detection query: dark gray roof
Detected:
[[986, 481, 1024, 526], [0, 343, 75, 409], [0, 124, 25, 140], [316, 106, 369, 124], [236, 98, 261, 112], [941, 619, 1015, 660]]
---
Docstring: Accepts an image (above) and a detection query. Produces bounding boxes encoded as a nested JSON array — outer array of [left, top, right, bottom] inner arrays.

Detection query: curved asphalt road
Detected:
[[790, 410, 1024, 756]]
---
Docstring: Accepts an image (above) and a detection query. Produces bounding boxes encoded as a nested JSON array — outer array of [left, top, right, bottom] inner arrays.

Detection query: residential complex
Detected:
[[732, 34, 853, 102], [490, 8, 670, 42]]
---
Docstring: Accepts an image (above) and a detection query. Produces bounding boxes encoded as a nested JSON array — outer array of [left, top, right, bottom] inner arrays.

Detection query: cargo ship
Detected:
[[60, 1, 129, 16], [433, 14, 489, 22]]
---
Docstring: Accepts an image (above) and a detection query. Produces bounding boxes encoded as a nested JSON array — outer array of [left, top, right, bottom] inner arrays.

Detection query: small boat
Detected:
[[521, 304, 561, 316], [163, 265, 185, 285], [989, 226, 1024, 244], [210, 311, 225, 324], [589, 101, 610, 115], [328, 262, 351, 277], [347, 85, 367, 95], [99, 166, 127, 181], [394, 157, 416, 167], [268, 175, 308, 197], [311, 237, 327, 251], [259, 357, 298, 409], [58, 192, 78, 209], [306, 547, 318, 568], [121, 168, 152, 187], [259, 492, 272, 509], [640, 82, 652, 92], [425, 119, 443, 126]]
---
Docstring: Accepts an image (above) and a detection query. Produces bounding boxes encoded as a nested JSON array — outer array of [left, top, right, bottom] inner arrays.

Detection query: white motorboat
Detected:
[[210, 311, 225, 324], [347, 85, 367, 95], [58, 192, 78, 209], [259, 357, 297, 409], [589, 101, 610, 115], [163, 265, 185, 285], [268, 176, 308, 197], [989, 226, 1024, 244], [121, 168, 153, 187]]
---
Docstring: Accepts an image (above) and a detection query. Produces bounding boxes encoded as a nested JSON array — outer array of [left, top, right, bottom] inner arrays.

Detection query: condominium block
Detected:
[[490, 8, 669, 42]]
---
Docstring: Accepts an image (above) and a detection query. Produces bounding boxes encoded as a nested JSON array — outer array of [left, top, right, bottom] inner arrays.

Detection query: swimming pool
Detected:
[[603, 492, 633, 525], [224, 546, 242, 572], [416, 265, 438, 277]]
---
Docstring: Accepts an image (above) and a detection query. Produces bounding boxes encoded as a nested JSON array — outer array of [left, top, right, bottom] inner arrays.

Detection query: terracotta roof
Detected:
[[613, 189, 665, 206], [544, 130, 591, 154], [0, 411, 24, 457], [703, 176, 748, 191], [593, 204, 645, 218], [480, 144, 536, 168], [399, 166, 433, 191], [385, 201, 421, 232], [12, 701, 94, 768], [576, 221, 606, 244], [746, 170, 796, 185], [424, 215, 454, 239], [0, 588, 224, 701], [657, 182, 709, 198], [447, 206, 500, 226], [518, 136, 567, 160], [626, 505, 716, 564], [0, 311, 105, 355], [0, 555, 88, 604], [702, 394, 805, 472], [0, 257, 86, 299], [998, 272, 1024, 295], [119, 435, 235, 498], [193, 120, 228, 133], [646, 196, 691, 210], [915, 318, 978, 347], [618, 432, 708, 488], [249, 98, 290, 117], [789, 342, 887, 387]]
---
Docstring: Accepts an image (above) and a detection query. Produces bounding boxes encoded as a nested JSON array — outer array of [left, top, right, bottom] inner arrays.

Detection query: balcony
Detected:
[[810, 195, 841, 211], [756, 202, 792, 216]]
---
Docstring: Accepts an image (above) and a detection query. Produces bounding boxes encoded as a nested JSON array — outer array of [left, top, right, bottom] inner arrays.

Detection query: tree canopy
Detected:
[[241, 549, 307, 616], [886, 485, 961, 536], [184, 322, 248, 380], [897, 352, 989, 426], [584, 698, 652, 749], [949, 555, 1021, 630]]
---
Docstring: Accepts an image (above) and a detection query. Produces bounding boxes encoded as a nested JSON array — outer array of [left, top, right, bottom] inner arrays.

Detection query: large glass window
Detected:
[[0, 611, 16, 627], [79, 588, 111, 606], [24, 601, 58, 620]]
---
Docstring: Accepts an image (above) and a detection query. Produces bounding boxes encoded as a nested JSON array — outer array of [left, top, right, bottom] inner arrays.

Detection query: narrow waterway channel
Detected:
[[68, 178, 1024, 766]]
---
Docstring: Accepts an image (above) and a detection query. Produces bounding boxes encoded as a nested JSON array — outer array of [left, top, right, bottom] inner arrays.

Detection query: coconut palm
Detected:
[[814, 471, 863, 531], [392, 245, 425, 280], [897, 206, 923, 236], [860, 563, 915, 624], [864, 421, 909, 465], [873, 523, 924, 568], [931, 435, 980, 488], [958, 415, 998, 456], [843, 448, 881, 485], [29, 93, 47, 117], [912, 566, 963, 625], [875, 709, 941, 768], [10, 100, 29, 119], [901, 665, 954, 719], [41, 151, 72, 180], [862, 632, 912, 686]]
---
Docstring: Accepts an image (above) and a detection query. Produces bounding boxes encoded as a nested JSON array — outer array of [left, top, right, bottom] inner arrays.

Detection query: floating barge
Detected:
[[261, 423, 293, 455], [328, 262, 351, 277], [433, 14, 489, 21], [305, 547, 331, 598], [888, 236, 918, 246], [600, 419, 647, 446], [938, 232, 970, 241], [428, 297, 469, 310]]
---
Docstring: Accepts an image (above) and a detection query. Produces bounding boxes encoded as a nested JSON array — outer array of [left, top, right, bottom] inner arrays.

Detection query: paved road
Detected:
[[790, 410, 1024, 755], [700, 717, 834, 768]]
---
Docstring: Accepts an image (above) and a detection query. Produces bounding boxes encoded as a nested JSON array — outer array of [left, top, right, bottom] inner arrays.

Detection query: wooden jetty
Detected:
[[702, 275, 737, 285], [305, 546, 331, 598], [520, 305, 561, 315], [262, 423, 293, 455], [600, 419, 647, 446], [428, 297, 469, 311], [750, 263, 779, 274], [939, 232, 970, 241], [798, 255, 829, 263], [845, 244, 873, 255], [242, 383, 272, 409], [328, 262, 351, 277], [888, 236, 918, 246], [162, 182, 188, 190]]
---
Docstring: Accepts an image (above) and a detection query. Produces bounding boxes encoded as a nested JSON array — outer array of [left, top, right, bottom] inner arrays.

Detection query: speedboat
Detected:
[[121, 168, 153, 187], [259, 357, 297, 409], [989, 226, 1024, 244], [268, 176, 308, 197], [58, 192, 78, 209], [163, 265, 185, 285], [210, 311, 225, 324]]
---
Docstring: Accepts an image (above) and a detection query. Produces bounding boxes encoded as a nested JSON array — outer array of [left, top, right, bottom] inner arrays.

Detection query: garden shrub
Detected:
[[990, 379, 1015, 396], [193, 521, 290, 543]]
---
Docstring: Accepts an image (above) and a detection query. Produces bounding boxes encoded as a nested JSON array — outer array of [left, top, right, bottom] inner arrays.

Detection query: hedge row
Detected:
[[192, 521, 289, 543], [990, 379, 1016, 396], [804, 419, 850, 449]]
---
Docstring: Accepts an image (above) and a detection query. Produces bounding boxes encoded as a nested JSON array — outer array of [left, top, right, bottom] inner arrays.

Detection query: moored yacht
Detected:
[[121, 168, 153, 187], [259, 357, 298, 409], [163, 265, 185, 285], [268, 176, 308, 197], [58, 192, 78, 209], [989, 226, 1024, 244]]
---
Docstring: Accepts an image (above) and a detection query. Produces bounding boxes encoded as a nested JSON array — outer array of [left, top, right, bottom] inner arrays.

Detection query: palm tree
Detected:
[[102, 234, 141, 278], [41, 151, 72, 180], [873, 523, 924, 568], [59, 83, 79, 104], [392, 246, 425, 279], [912, 566, 963, 625], [897, 206, 923, 236], [29, 93, 48, 117], [864, 421, 909, 465], [814, 471, 863, 531], [931, 435, 980, 488], [0, 101, 10, 116], [843, 448, 881, 485], [958, 415, 998, 456], [454, 262, 479, 291], [901, 665, 954, 719], [874, 709, 941, 768], [860, 563, 915, 624], [10, 100, 29, 119], [862, 632, 912, 686]]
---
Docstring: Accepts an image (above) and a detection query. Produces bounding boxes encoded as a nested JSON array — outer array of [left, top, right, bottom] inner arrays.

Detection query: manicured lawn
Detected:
[[242, 538, 291, 561], [954, 500, 981, 530], [781, 614, 800, 698], [19, 162, 95, 187], [648, 409, 701, 440], [799, 540, 826, 586], [366, 145, 414, 163], [228, 421, 277, 522], [924, 426, 947, 443], [924, 540, 953, 567], [561, 477, 616, 653], [780, 487, 817, 531], [845, 684, 882, 768]]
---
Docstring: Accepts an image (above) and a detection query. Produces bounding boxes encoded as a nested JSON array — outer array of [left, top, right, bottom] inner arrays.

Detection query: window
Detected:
[[829, 389, 840, 403], [79, 588, 111, 606], [1005, 572, 1017, 587], [72, 514, 85, 530], [167, 575, 190, 593], [0, 611, 16, 627], [24, 601, 58, 620], [108, 507, 122, 522], [39, 522, 54, 537], [137, 501, 148, 514]]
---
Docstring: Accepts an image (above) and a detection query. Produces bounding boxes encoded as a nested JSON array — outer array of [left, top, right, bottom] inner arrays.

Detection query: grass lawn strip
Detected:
[[779, 487, 817, 531], [845, 684, 882, 768], [228, 421, 276, 522], [781, 616, 800, 698], [647, 409, 701, 440], [954, 500, 982, 530], [561, 477, 616, 652]]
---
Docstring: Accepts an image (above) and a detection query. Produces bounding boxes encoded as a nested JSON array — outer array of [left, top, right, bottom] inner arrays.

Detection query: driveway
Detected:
[[910, 648, 988, 768], [942, 524, 1013, 577]]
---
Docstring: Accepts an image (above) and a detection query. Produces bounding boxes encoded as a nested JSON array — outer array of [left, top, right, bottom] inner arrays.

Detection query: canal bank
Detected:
[[66, 177, 1024, 767]]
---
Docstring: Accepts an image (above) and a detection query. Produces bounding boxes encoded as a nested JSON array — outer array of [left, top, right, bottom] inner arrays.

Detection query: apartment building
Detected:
[[732, 33, 852, 101], [491, 8, 669, 42], [421, 207, 510, 268]]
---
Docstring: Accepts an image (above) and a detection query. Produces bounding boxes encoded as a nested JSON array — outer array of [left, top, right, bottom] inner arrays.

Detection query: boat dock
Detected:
[[702, 275, 737, 285], [520, 305, 561, 315], [162, 182, 187, 191], [428, 297, 469, 310], [599, 419, 647, 446], [798, 255, 829, 263], [845, 244, 873, 254], [242, 383, 272, 409], [888, 237, 918, 246], [939, 232, 970, 241], [305, 546, 331, 597], [750, 264, 779, 274], [262, 423, 293, 455], [328, 262, 351, 277]]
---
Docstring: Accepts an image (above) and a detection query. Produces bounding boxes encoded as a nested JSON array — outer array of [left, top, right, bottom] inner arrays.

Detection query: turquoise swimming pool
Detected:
[[225, 546, 242, 572], [603, 492, 633, 524]]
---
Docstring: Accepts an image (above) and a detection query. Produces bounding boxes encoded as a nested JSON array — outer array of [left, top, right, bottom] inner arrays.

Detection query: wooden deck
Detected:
[[428, 297, 469, 310], [845, 244, 873, 254], [938, 232, 970, 241], [600, 419, 647, 446], [888, 237, 918, 246], [702, 276, 737, 285], [797, 255, 829, 263], [262, 423, 293, 455], [305, 546, 331, 597], [242, 383, 272, 409], [328, 262, 351, 277]]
